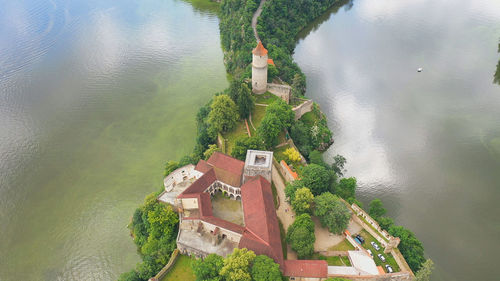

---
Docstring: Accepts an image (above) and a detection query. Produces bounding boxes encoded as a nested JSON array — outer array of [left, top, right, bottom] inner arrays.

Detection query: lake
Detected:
[[294, 0, 500, 280], [0, 0, 227, 280]]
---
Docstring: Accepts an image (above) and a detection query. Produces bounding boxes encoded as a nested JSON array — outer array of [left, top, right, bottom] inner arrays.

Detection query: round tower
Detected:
[[252, 41, 268, 94]]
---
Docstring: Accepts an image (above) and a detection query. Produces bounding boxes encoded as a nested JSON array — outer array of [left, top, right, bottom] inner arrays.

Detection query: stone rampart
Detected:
[[267, 83, 291, 103], [327, 272, 412, 281], [149, 249, 180, 281], [293, 99, 313, 120]]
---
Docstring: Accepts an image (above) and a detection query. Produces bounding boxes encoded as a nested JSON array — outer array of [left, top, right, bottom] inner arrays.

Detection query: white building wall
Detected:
[[252, 54, 268, 94]]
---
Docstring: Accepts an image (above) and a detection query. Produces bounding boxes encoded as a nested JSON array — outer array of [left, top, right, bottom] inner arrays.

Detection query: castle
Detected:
[[251, 41, 292, 103]]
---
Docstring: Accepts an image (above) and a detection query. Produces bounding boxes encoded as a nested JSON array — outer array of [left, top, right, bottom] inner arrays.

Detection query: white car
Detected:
[[385, 264, 394, 273], [371, 241, 381, 251], [367, 249, 373, 257], [378, 253, 386, 262]]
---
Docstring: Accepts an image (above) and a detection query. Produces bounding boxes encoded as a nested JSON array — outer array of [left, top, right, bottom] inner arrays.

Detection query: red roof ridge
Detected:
[[252, 41, 268, 56]]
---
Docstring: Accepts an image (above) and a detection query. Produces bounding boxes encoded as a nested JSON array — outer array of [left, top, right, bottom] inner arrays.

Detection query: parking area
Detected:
[[354, 230, 400, 273]]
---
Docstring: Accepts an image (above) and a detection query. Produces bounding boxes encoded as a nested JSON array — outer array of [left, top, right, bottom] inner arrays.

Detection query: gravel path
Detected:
[[251, 0, 267, 42]]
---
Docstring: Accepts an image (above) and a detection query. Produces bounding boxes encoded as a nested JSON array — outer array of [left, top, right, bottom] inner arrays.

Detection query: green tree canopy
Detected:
[[388, 225, 426, 272], [229, 81, 254, 118], [313, 192, 350, 234], [368, 198, 386, 219], [286, 213, 315, 259], [336, 177, 357, 200], [415, 259, 434, 281], [231, 136, 264, 160], [192, 254, 224, 281], [257, 113, 282, 148], [300, 163, 332, 195], [250, 255, 283, 281], [164, 160, 180, 177], [331, 154, 346, 177], [204, 144, 221, 160], [208, 95, 239, 133], [265, 99, 294, 129], [220, 248, 256, 281], [291, 187, 314, 214], [376, 216, 394, 231]]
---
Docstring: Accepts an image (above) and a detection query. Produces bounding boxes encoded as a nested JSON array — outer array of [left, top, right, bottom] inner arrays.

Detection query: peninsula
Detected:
[[118, 1, 431, 281]]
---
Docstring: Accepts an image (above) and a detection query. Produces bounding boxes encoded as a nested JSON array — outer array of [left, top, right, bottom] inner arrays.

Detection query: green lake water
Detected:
[[0, 0, 226, 280]]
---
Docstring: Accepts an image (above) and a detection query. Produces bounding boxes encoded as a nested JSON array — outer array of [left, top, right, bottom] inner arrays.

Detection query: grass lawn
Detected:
[[357, 214, 389, 243], [299, 110, 319, 127], [222, 119, 248, 154], [161, 255, 196, 281], [328, 238, 355, 251], [357, 230, 400, 273], [312, 254, 351, 266], [271, 182, 279, 209], [250, 105, 267, 134], [273, 144, 291, 163], [253, 93, 280, 104]]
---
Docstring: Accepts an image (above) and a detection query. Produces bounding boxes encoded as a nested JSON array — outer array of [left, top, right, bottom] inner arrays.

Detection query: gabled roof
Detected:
[[207, 152, 244, 187], [284, 260, 328, 278], [178, 169, 217, 197], [195, 159, 213, 173], [252, 41, 268, 56], [240, 176, 283, 267]]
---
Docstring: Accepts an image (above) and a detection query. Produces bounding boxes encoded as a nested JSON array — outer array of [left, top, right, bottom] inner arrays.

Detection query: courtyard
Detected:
[[210, 191, 244, 226]]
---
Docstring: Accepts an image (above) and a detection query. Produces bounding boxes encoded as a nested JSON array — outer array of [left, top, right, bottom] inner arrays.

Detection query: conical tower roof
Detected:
[[252, 41, 268, 56]]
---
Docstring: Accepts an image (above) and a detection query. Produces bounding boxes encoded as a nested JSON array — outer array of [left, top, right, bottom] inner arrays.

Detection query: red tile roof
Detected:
[[252, 41, 268, 56], [195, 159, 212, 173], [207, 152, 244, 187], [267, 58, 275, 66], [202, 216, 246, 234], [240, 176, 283, 267], [198, 193, 213, 217], [283, 260, 328, 278], [178, 169, 216, 197]]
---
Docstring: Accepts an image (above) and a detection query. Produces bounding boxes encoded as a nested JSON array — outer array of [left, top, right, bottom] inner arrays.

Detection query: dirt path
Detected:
[[271, 163, 297, 260], [251, 0, 267, 42]]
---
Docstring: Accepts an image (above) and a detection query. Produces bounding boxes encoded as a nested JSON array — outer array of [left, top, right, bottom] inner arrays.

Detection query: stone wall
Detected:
[[267, 83, 291, 103], [149, 249, 180, 281], [293, 99, 313, 120], [351, 204, 395, 246], [280, 160, 298, 182], [327, 272, 412, 281]]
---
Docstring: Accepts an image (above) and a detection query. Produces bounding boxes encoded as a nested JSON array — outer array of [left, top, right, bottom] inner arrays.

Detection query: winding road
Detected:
[[251, 0, 267, 42]]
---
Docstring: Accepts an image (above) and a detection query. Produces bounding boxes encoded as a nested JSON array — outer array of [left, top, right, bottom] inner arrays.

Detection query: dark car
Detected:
[[355, 234, 365, 244]]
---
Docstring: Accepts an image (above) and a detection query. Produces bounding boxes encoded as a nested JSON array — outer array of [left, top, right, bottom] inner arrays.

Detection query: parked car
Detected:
[[378, 253, 386, 262], [354, 237, 362, 245], [367, 249, 373, 257], [356, 235, 365, 244], [385, 264, 394, 273], [371, 241, 380, 251]]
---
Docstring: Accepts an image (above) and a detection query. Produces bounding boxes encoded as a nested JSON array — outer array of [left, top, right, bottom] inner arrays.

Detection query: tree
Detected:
[[313, 193, 351, 234], [308, 150, 326, 166], [291, 73, 306, 97], [266, 99, 294, 129], [164, 160, 180, 176], [267, 64, 279, 82], [388, 225, 426, 272], [192, 254, 224, 281], [208, 95, 239, 133], [257, 113, 282, 148], [291, 187, 314, 214], [284, 147, 301, 163], [231, 136, 264, 160], [236, 83, 254, 118], [284, 180, 303, 202], [287, 213, 315, 259], [250, 255, 282, 281], [204, 144, 221, 160], [220, 248, 256, 281], [300, 164, 331, 195], [117, 270, 140, 281], [331, 154, 346, 177], [336, 177, 356, 200], [415, 259, 434, 281], [376, 216, 394, 230], [368, 198, 386, 219]]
